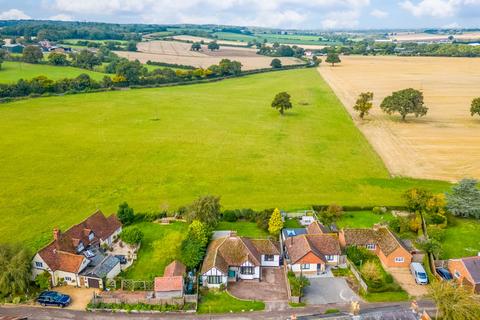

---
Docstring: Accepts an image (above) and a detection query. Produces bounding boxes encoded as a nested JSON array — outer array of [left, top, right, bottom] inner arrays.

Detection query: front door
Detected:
[[317, 264, 322, 275]]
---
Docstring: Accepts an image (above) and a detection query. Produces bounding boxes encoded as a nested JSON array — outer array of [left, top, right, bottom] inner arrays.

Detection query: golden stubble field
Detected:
[[318, 55, 480, 182], [116, 40, 303, 70]]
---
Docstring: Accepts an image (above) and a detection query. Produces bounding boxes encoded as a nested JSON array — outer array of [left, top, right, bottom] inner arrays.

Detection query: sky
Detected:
[[0, 0, 479, 30]]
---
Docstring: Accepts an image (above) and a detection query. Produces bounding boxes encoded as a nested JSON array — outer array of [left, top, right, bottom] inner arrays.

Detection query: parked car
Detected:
[[410, 262, 429, 285], [436, 267, 453, 280], [115, 255, 127, 264], [37, 291, 71, 308]]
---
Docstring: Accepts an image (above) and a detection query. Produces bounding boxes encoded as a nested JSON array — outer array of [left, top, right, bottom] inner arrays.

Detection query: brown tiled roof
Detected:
[[285, 234, 341, 264], [201, 236, 278, 274], [342, 227, 408, 256], [164, 260, 186, 277], [37, 210, 122, 273], [307, 221, 330, 234], [154, 276, 183, 292], [461, 256, 480, 284]]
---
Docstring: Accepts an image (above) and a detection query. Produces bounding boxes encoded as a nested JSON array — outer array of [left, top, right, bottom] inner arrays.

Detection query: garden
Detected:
[[197, 289, 265, 314]]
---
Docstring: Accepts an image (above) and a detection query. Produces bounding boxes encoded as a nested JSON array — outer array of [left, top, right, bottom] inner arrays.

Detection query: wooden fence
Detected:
[[346, 259, 368, 292]]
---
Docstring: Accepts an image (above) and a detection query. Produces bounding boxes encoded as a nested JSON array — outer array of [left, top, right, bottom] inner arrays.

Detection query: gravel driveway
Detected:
[[303, 277, 359, 305]]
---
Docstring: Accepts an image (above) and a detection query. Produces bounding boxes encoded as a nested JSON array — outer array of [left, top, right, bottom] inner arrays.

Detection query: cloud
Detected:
[[0, 8, 31, 20], [322, 10, 361, 29], [49, 14, 74, 21], [442, 21, 461, 28], [370, 9, 389, 18], [399, 0, 480, 18]]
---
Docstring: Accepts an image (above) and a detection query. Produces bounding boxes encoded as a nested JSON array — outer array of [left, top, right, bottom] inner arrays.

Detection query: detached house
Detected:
[[200, 235, 280, 288], [448, 256, 480, 293], [31, 210, 122, 288], [339, 225, 412, 268]]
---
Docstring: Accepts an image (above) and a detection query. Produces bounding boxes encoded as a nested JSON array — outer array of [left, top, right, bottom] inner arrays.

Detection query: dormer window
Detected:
[[88, 232, 94, 241]]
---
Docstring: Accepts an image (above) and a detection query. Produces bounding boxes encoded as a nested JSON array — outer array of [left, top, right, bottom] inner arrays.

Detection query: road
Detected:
[[0, 300, 436, 320]]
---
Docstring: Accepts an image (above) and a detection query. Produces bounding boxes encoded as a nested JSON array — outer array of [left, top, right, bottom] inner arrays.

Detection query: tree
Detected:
[[47, 52, 69, 66], [429, 281, 480, 320], [270, 58, 282, 69], [471, 97, 480, 117], [325, 52, 341, 66], [0, 244, 31, 297], [126, 41, 137, 52], [0, 49, 6, 70], [191, 42, 201, 51], [318, 204, 343, 225], [115, 59, 145, 84], [312, 56, 322, 66], [22, 45, 43, 63], [353, 92, 374, 119], [207, 41, 220, 51], [35, 271, 52, 291], [403, 188, 432, 213], [187, 220, 209, 247], [72, 49, 101, 69], [380, 88, 428, 121], [117, 202, 135, 225], [268, 208, 283, 236], [218, 59, 242, 76], [185, 195, 221, 228], [271, 92, 292, 115], [181, 220, 210, 269], [446, 178, 480, 218], [119, 227, 144, 244]]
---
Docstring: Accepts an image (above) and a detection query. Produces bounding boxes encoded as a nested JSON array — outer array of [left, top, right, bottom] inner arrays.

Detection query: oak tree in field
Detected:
[[207, 41, 220, 51], [191, 42, 201, 51], [271, 91, 292, 115], [353, 92, 374, 119], [47, 52, 69, 66], [22, 45, 43, 64], [471, 97, 480, 117], [268, 208, 283, 236], [429, 281, 480, 320], [380, 88, 428, 121], [270, 58, 282, 69], [325, 52, 341, 66], [127, 41, 138, 52]]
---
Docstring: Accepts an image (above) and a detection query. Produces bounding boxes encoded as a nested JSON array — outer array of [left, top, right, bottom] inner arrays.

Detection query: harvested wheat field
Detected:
[[390, 31, 480, 42], [318, 55, 480, 181], [116, 40, 302, 70], [172, 35, 249, 47]]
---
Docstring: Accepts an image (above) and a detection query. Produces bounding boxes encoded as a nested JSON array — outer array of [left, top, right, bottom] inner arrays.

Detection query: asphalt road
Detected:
[[0, 300, 436, 320]]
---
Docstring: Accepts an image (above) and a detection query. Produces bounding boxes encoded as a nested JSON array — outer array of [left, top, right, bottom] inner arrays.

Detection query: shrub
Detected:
[[222, 210, 238, 222], [35, 271, 51, 290], [117, 202, 135, 225], [361, 261, 383, 286], [120, 227, 144, 245], [372, 207, 387, 215], [346, 246, 375, 266]]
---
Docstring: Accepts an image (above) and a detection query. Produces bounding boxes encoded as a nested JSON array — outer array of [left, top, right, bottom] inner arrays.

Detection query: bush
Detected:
[[346, 246, 375, 266], [119, 227, 144, 245], [135, 211, 167, 222], [222, 210, 238, 222], [361, 261, 383, 288], [372, 207, 387, 215]]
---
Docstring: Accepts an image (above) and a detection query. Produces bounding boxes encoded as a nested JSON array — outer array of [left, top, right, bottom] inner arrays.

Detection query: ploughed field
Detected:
[[319, 55, 480, 181], [115, 40, 303, 70], [0, 68, 448, 250]]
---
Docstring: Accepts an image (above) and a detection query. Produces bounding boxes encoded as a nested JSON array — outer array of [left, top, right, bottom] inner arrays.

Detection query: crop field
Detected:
[[172, 35, 249, 47], [0, 68, 449, 250], [319, 55, 480, 182], [389, 31, 480, 42], [0, 61, 108, 83], [115, 40, 303, 70]]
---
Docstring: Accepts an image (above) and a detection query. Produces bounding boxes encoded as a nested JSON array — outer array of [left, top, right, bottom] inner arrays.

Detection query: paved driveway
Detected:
[[303, 277, 359, 305], [228, 267, 288, 302], [386, 267, 428, 297], [55, 287, 97, 311]]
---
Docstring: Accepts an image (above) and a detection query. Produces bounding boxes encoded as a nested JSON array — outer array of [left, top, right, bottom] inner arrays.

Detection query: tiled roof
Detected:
[[38, 247, 86, 273], [154, 276, 183, 292], [307, 221, 330, 234], [164, 260, 186, 277], [461, 256, 480, 284], [285, 234, 341, 264], [342, 227, 408, 256]]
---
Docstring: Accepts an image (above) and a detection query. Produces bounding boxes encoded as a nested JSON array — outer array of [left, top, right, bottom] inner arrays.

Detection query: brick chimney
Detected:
[[53, 228, 60, 241]]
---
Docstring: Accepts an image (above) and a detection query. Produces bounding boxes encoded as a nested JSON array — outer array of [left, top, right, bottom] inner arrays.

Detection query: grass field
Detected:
[[336, 211, 395, 229], [216, 221, 269, 238], [0, 68, 449, 250], [122, 221, 187, 280], [197, 290, 265, 314], [441, 216, 480, 259], [0, 61, 108, 84]]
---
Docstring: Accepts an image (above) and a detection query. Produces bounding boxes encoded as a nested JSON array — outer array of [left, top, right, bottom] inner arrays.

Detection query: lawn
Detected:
[[216, 221, 269, 238], [336, 211, 395, 229], [121, 221, 188, 280], [0, 61, 108, 84], [362, 291, 409, 302], [440, 216, 480, 259], [197, 290, 265, 314], [0, 68, 449, 250], [283, 218, 302, 229]]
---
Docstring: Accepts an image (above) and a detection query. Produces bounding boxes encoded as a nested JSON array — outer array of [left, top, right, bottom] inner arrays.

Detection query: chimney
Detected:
[[53, 228, 60, 241]]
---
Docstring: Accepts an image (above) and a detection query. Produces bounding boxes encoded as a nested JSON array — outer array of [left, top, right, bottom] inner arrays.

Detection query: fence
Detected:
[[346, 259, 368, 292], [120, 279, 154, 291], [92, 292, 184, 306]]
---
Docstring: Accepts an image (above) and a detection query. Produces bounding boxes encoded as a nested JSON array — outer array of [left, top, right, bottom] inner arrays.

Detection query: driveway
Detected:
[[228, 267, 288, 302], [386, 267, 428, 297], [303, 277, 359, 305], [55, 287, 98, 311]]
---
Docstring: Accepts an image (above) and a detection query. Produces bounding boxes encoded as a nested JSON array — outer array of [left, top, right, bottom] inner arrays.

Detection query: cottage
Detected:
[[154, 260, 187, 299], [200, 235, 280, 288], [339, 225, 412, 268], [31, 210, 123, 288], [448, 255, 480, 293]]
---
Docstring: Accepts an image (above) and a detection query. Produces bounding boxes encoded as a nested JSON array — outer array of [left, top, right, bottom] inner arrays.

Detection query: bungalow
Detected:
[[448, 255, 480, 293], [31, 210, 123, 288], [339, 225, 412, 268], [200, 235, 280, 288], [154, 260, 186, 299]]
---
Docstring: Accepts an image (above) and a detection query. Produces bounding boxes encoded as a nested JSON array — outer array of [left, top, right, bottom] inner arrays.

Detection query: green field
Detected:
[[122, 221, 187, 280], [216, 221, 269, 238], [0, 61, 108, 84], [0, 68, 449, 250], [213, 31, 339, 46], [441, 216, 480, 259], [336, 211, 395, 229]]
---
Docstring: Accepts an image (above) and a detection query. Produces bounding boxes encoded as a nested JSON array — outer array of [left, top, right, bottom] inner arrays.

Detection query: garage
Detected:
[[87, 278, 100, 288]]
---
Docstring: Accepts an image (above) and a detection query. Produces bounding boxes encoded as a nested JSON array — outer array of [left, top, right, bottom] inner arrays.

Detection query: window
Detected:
[[454, 270, 461, 279], [301, 264, 310, 270], [64, 276, 72, 281], [264, 255, 275, 262], [88, 232, 94, 241], [207, 276, 222, 284], [326, 255, 335, 262], [35, 261, 43, 268], [240, 266, 255, 275], [395, 257, 404, 263], [366, 243, 376, 250]]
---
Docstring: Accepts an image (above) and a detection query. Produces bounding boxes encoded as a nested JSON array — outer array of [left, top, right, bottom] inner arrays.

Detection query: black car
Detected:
[[115, 255, 127, 264], [436, 267, 453, 280], [37, 291, 71, 307]]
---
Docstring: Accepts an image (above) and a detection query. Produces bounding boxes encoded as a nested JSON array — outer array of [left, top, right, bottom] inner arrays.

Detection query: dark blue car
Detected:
[[436, 267, 453, 280], [37, 291, 71, 307]]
